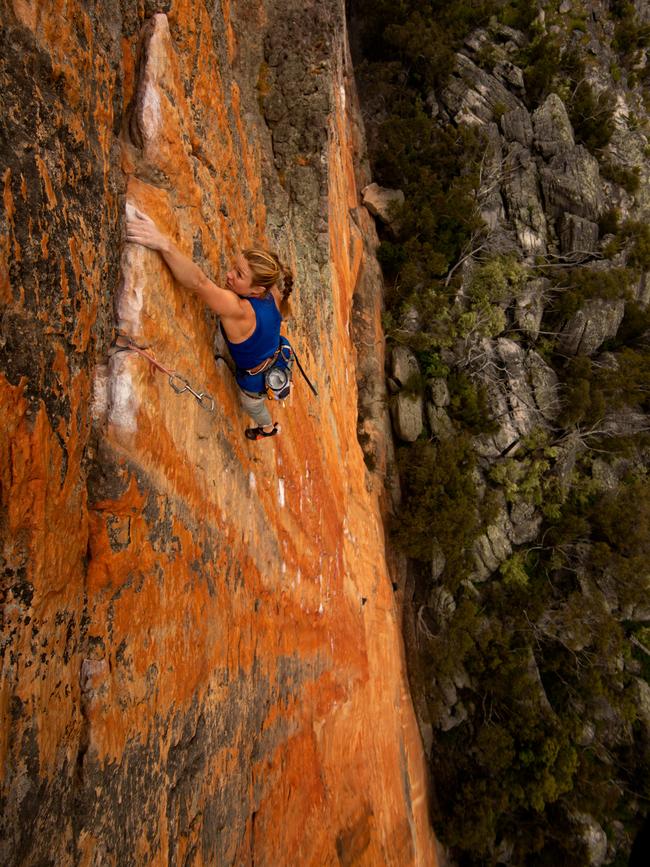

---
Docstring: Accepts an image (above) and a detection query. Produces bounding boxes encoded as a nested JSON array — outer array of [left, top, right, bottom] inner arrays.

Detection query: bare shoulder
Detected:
[[196, 274, 251, 320]]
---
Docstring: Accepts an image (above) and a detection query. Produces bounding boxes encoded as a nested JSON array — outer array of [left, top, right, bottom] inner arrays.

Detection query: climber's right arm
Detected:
[[125, 208, 246, 321]]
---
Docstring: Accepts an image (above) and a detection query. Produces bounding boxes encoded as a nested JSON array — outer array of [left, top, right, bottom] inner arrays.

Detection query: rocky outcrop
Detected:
[[532, 93, 575, 158], [471, 338, 559, 459], [559, 297, 626, 355], [389, 346, 424, 442], [440, 53, 521, 126], [362, 182, 405, 228], [0, 3, 436, 865]]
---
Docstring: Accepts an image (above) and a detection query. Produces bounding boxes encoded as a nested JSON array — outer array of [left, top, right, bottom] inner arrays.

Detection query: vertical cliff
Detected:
[[0, 1, 436, 864]]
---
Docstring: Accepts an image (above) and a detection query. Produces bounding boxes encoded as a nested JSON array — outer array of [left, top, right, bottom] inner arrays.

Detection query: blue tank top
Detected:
[[223, 296, 282, 392]]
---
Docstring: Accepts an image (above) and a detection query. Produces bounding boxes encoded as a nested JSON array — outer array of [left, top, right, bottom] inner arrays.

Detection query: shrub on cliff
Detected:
[[392, 435, 482, 588]]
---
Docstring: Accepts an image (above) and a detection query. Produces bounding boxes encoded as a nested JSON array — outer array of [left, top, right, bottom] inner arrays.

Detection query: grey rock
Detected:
[[390, 347, 424, 441], [440, 53, 522, 126], [474, 533, 500, 577], [427, 404, 455, 441], [577, 721, 596, 746], [437, 681, 469, 731], [559, 213, 599, 254], [634, 677, 650, 733], [430, 583, 454, 618], [391, 393, 423, 442], [508, 499, 542, 545], [386, 377, 401, 395], [527, 350, 560, 420], [479, 123, 506, 230], [361, 182, 404, 227], [515, 278, 548, 339], [473, 500, 513, 578], [502, 144, 548, 254], [494, 60, 525, 91], [401, 305, 422, 334], [555, 433, 581, 493], [487, 521, 513, 562], [471, 340, 560, 459], [391, 345, 420, 386], [591, 458, 621, 491], [571, 813, 608, 867], [470, 339, 535, 458], [430, 378, 450, 407], [498, 339, 540, 435], [489, 22, 527, 48], [533, 94, 575, 158], [602, 406, 649, 437], [634, 678, 650, 733], [634, 272, 650, 308], [501, 105, 533, 147], [463, 29, 490, 54], [559, 297, 626, 355], [540, 146, 604, 221]]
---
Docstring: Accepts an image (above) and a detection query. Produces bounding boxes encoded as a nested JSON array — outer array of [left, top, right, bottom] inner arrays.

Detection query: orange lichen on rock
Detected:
[[1, 2, 437, 864]]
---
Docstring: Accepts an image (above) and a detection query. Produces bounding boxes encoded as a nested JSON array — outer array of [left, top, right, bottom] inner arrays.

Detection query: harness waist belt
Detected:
[[244, 348, 280, 376]]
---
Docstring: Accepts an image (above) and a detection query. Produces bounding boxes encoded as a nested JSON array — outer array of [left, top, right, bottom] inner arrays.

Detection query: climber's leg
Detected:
[[239, 389, 273, 430]]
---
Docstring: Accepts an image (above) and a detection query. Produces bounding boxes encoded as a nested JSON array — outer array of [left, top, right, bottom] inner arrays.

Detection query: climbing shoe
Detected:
[[245, 423, 280, 441]]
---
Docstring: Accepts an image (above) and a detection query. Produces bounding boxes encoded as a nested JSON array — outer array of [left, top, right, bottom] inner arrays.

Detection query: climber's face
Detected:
[[226, 255, 254, 296]]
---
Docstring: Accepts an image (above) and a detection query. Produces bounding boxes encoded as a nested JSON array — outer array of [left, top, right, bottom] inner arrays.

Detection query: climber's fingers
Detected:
[[125, 205, 168, 251]]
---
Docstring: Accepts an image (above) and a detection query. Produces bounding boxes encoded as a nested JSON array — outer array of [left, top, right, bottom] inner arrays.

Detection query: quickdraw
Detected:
[[109, 335, 215, 412]]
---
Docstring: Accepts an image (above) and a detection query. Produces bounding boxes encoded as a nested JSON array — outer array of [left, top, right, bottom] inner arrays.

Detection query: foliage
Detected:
[[568, 81, 616, 151], [621, 220, 650, 270], [447, 371, 498, 434], [600, 161, 641, 195], [551, 266, 632, 319], [352, 1, 650, 863], [392, 435, 482, 588]]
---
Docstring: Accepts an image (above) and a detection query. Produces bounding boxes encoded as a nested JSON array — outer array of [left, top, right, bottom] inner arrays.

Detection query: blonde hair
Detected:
[[243, 248, 294, 317]]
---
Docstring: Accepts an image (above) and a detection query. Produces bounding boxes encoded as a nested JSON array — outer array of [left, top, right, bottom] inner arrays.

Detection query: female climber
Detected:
[[125, 208, 293, 441]]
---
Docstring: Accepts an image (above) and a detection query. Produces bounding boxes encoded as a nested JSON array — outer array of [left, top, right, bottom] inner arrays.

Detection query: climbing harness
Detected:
[[109, 335, 215, 412], [241, 337, 319, 401]]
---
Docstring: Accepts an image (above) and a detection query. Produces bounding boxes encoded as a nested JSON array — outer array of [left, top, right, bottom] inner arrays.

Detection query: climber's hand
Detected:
[[126, 206, 171, 253]]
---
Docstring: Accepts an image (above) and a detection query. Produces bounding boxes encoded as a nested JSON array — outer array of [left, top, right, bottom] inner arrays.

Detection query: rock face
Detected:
[[362, 182, 405, 228], [0, 3, 436, 865]]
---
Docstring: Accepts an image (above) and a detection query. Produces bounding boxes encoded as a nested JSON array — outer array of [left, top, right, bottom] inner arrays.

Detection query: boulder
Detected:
[[391, 393, 423, 442], [479, 123, 506, 230], [429, 378, 450, 407], [493, 60, 525, 91], [426, 404, 455, 441], [361, 182, 404, 227], [515, 278, 548, 339], [390, 346, 424, 440], [527, 350, 560, 420], [634, 272, 650, 308], [502, 143, 548, 254], [429, 583, 454, 617], [472, 339, 559, 458], [501, 105, 534, 147], [532, 93, 575, 158], [508, 499, 543, 545], [559, 213, 600, 254], [634, 677, 650, 733], [559, 297, 625, 355], [571, 813, 608, 867], [440, 53, 522, 126], [540, 145, 604, 221], [391, 345, 419, 385], [472, 498, 513, 578]]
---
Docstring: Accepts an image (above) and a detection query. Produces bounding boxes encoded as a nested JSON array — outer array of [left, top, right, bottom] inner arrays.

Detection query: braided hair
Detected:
[[242, 248, 294, 317]]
